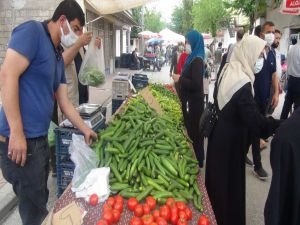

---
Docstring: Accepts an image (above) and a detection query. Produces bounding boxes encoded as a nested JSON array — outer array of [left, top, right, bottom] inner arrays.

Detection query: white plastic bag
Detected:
[[69, 134, 99, 189], [78, 37, 105, 87]]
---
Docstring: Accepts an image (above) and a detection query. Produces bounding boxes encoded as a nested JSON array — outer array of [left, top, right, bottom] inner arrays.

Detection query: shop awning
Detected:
[[280, 0, 300, 15], [85, 0, 158, 15], [158, 28, 185, 44], [138, 30, 160, 39]]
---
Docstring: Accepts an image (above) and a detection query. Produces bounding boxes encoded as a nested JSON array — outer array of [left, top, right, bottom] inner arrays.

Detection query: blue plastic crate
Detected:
[[56, 161, 75, 197], [132, 74, 149, 89], [112, 99, 124, 114]]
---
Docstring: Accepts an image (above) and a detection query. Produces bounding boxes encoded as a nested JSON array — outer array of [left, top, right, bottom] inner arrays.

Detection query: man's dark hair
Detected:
[[52, 0, 85, 26], [263, 21, 275, 31], [236, 29, 244, 41], [275, 29, 281, 35], [218, 42, 222, 47], [254, 25, 262, 37]]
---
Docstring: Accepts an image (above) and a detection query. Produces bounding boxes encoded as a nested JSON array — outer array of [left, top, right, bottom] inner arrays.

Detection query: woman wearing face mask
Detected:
[[205, 35, 281, 225], [172, 30, 205, 168]]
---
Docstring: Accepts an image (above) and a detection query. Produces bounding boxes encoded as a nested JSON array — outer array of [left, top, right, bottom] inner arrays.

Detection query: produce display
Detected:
[[149, 84, 183, 129], [92, 96, 203, 212], [80, 65, 105, 87]]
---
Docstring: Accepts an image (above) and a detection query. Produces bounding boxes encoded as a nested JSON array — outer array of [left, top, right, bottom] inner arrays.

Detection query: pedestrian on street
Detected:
[[280, 37, 300, 120], [214, 42, 223, 75], [264, 107, 300, 225], [205, 35, 280, 225], [203, 64, 210, 107], [246, 22, 280, 180], [172, 30, 205, 168], [0, 1, 97, 224]]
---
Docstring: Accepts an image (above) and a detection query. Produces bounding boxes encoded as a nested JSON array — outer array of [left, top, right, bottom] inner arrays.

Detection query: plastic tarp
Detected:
[[85, 0, 158, 15], [159, 28, 185, 44], [280, 0, 300, 15], [138, 30, 160, 38]]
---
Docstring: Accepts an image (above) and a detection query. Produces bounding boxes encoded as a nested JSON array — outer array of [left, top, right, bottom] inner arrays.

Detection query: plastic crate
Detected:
[[56, 161, 75, 197], [132, 73, 149, 89], [112, 99, 124, 115], [112, 79, 130, 100]]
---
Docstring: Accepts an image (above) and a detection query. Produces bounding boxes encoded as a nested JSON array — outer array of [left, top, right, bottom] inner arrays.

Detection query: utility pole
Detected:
[[141, 6, 145, 55]]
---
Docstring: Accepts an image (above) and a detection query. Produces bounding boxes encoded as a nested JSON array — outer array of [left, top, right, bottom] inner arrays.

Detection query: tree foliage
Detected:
[[192, 0, 231, 37], [144, 8, 166, 33], [131, 7, 142, 38], [225, 0, 267, 33]]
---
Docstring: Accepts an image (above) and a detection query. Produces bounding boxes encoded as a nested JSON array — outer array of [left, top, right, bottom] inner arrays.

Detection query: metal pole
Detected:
[[141, 6, 145, 55]]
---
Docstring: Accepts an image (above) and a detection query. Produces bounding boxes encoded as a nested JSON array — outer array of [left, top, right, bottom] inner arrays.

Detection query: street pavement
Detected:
[[0, 65, 285, 225]]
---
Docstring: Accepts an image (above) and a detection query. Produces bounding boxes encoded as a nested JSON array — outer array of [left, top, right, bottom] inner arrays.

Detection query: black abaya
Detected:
[[206, 83, 280, 225], [264, 108, 300, 225]]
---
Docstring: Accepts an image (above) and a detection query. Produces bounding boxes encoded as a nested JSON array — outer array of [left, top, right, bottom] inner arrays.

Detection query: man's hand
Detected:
[[172, 74, 180, 83], [271, 92, 279, 108], [9, 131, 27, 166], [82, 128, 97, 145], [78, 32, 92, 47]]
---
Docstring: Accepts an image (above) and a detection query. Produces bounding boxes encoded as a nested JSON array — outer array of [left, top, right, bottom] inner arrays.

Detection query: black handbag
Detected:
[[199, 73, 223, 138]]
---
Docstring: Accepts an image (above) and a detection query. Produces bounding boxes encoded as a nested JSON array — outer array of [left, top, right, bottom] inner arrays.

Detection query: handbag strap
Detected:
[[213, 66, 226, 112]]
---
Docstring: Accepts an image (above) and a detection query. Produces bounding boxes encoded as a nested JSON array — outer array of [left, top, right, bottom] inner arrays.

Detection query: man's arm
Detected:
[[271, 72, 279, 108], [0, 49, 29, 166], [55, 84, 97, 144], [62, 32, 92, 66]]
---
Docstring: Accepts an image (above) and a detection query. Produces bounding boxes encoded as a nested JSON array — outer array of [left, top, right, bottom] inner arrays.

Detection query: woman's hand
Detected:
[[172, 74, 180, 82]]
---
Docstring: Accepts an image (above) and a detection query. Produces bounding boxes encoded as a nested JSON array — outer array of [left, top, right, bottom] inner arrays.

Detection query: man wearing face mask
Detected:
[[246, 22, 279, 180], [0, 1, 97, 224]]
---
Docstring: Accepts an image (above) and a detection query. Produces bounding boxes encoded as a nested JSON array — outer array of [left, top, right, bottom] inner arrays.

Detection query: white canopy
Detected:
[[85, 0, 158, 15], [159, 28, 185, 44], [138, 30, 160, 39]]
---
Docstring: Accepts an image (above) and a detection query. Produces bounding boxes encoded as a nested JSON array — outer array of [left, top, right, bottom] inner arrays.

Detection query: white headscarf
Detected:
[[217, 35, 266, 110]]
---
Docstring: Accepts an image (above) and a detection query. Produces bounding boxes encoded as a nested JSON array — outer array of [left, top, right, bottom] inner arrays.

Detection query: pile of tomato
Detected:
[[164, 84, 176, 94], [96, 195, 124, 225], [127, 197, 209, 225]]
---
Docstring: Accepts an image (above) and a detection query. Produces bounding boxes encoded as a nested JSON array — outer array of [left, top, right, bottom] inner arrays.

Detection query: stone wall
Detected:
[[0, 0, 61, 64]]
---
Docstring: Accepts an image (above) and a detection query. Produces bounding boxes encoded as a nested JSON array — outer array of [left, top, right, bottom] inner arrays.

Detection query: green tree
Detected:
[[131, 7, 142, 38], [225, 0, 267, 33], [144, 8, 166, 33], [192, 0, 231, 37], [170, 6, 184, 34]]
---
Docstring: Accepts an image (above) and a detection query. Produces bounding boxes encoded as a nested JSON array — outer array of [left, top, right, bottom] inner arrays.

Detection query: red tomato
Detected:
[[112, 209, 121, 223], [166, 198, 176, 208], [114, 201, 123, 212], [143, 204, 151, 215], [107, 197, 115, 207], [134, 204, 144, 217], [150, 223, 158, 225], [127, 197, 139, 211], [142, 214, 154, 225], [103, 210, 114, 225], [146, 196, 156, 210], [178, 211, 188, 220], [177, 218, 187, 225], [184, 208, 192, 220], [89, 194, 98, 206], [176, 202, 186, 211], [170, 206, 178, 216], [160, 205, 171, 221], [115, 195, 124, 204], [153, 209, 160, 219], [130, 217, 143, 225], [155, 217, 168, 225], [170, 213, 179, 225], [103, 203, 113, 213], [96, 219, 108, 225], [198, 215, 210, 225]]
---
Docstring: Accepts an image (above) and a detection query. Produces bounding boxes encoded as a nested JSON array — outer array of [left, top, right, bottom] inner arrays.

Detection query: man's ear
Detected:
[[58, 15, 67, 26]]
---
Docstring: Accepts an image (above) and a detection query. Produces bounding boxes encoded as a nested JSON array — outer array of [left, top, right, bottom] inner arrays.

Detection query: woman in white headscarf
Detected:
[[205, 35, 281, 225]]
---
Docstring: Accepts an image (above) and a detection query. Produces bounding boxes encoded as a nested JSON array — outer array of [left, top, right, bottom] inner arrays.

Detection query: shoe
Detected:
[[245, 156, 253, 167], [253, 167, 269, 180]]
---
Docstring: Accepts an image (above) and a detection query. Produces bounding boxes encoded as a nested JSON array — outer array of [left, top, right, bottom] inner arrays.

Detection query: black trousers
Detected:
[[280, 76, 300, 119], [247, 101, 267, 170], [181, 98, 204, 167]]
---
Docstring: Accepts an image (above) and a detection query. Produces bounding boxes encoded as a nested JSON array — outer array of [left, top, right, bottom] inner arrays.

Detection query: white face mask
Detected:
[[185, 44, 192, 54], [254, 57, 264, 74], [264, 33, 275, 46], [60, 20, 78, 47]]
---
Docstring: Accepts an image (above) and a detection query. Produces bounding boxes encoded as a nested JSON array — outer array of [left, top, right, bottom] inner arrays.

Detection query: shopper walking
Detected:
[[172, 30, 205, 168], [205, 35, 280, 225], [169, 46, 178, 75], [203, 64, 210, 107], [0, 1, 97, 224]]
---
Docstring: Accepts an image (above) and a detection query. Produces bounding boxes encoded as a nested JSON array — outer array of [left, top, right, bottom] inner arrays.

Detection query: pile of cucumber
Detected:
[[93, 96, 203, 211]]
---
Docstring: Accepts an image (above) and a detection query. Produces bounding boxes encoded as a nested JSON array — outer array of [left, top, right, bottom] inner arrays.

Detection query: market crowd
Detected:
[[0, 0, 299, 225]]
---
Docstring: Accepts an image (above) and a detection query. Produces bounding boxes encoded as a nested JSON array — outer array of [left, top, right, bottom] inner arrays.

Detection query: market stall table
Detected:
[[51, 174, 217, 225]]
